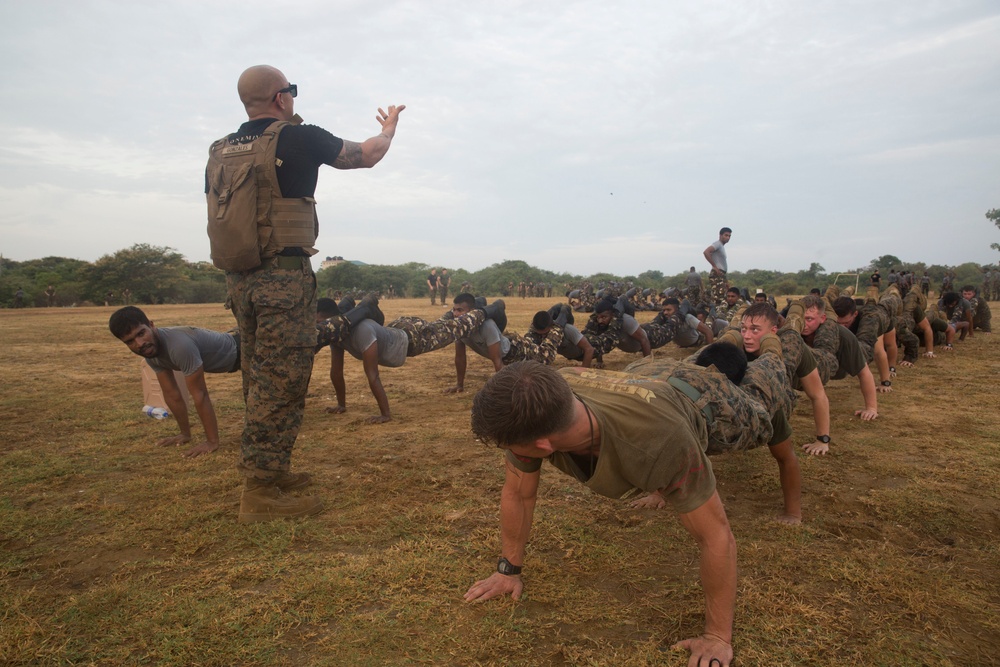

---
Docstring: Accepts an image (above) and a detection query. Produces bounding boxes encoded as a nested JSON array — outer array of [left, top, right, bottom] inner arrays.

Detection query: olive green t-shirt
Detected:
[[505, 368, 716, 515]]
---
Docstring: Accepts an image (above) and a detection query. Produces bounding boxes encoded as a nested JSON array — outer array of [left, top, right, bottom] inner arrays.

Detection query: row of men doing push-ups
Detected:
[[108, 280, 989, 468], [110, 286, 990, 472], [108, 283, 989, 667]]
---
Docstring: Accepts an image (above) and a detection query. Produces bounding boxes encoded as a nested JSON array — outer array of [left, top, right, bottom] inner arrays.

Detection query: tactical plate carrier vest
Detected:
[[206, 119, 318, 272]]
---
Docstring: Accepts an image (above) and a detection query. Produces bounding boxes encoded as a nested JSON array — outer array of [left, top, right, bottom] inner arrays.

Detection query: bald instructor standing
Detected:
[[207, 64, 404, 522]]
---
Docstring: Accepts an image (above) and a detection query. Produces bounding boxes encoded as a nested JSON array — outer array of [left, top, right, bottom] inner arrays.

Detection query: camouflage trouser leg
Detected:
[[503, 328, 563, 365], [709, 271, 727, 306], [226, 258, 317, 481], [315, 315, 351, 349], [389, 310, 487, 356], [895, 319, 920, 362], [430, 288, 437, 305], [805, 323, 839, 384], [854, 308, 889, 363], [438, 285, 449, 304], [641, 320, 677, 349], [583, 317, 624, 361], [635, 360, 777, 454], [777, 329, 812, 385]]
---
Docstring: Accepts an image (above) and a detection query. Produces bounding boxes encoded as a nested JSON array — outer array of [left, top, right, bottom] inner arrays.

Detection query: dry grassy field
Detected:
[[1, 298, 999, 666]]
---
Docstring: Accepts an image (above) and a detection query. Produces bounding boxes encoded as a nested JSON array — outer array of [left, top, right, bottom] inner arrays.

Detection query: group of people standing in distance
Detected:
[[103, 66, 993, 667]]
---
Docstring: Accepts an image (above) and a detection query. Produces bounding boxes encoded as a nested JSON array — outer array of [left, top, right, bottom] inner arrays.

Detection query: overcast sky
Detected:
[[1, 0, 998, 276]]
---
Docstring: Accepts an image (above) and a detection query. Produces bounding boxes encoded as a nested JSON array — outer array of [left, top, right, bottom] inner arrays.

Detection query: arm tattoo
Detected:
[[334, 140, 364, 169]]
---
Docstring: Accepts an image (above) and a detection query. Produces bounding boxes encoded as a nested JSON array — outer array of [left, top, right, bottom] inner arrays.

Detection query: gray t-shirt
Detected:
[[674, 313, 703, 347], [343, 320, 409, 367], [708, 240, 728, 273], [685, 271, 702, 287], [558, 324, 586, 360], [145, 326, 238, 376], [616, 314, 644, 353], [461, 318, 511, 359]]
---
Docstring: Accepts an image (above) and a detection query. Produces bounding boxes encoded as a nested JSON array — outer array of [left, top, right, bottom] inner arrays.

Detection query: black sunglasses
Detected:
[[275, 83, 297, 99]]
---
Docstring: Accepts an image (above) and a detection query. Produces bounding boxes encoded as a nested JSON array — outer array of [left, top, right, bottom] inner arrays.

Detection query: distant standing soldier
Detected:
[[104, 290, 114, 307], [438, 269, 451, 307], [427, 268, 439, 305], [14, 287, 25, 308], [44, 284, 56, 307], [920, 271, 930, 296], [684, 266, 704, 304], [703, 227, 732, 307], [121, 287, 132, 305]]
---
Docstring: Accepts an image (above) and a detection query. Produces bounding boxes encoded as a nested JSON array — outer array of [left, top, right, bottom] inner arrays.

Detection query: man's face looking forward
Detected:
[[662, 304, 678, 319], [802, 306, 826, 337], [962, 289, 975, 301], [119, 324, 159, 358], [720, 231, 732, 244], [451, 301, 472, 319], [740, 315, 776, 354], [725, 291, 740, 306], [595, 310, 614, 326]]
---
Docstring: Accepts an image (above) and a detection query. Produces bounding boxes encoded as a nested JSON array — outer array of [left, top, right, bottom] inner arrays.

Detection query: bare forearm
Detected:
[[858, 368, 878, 411], [162, 391, 191, 438], [500, 487, 536, 564], [366, 371, 391, 418], [331, 370, 347, 407], [190, 393, 219, 444], [699, 533, 737, 642]]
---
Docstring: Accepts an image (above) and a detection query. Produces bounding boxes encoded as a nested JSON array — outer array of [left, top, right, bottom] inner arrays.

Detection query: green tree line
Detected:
[[0, 244, 993, 308]]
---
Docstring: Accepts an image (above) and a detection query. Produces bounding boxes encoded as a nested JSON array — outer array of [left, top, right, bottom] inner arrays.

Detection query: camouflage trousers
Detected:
[[709, 271, 728, 306], [438, 284, 449, 305], [777, 328, 831, 386], [583, 315, 625, 361], [625, 352, 794, 454], [969, 296, 992, 333], [506, 327, 564, 365], [927, 315, 949, 345], [894, 288, 923, 362], [226, 257, 317, 481], [389, 311, 487, 356], [641, 318, 678, 350], [854, 301, 894, 363]]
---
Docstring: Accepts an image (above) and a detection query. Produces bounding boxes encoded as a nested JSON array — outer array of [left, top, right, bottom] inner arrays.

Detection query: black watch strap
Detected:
[[497, 557, 522, 576], [817, 435, 831, 444], [881, 380, 892, 387]]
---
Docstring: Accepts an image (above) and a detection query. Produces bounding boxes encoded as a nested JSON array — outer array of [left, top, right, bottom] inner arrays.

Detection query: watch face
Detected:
[[818, 436, 831, 444], [497, 558, 521, 575]]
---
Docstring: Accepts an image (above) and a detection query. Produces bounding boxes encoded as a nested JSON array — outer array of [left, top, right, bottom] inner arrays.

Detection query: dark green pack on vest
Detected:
[[205, 119, 318, 272]]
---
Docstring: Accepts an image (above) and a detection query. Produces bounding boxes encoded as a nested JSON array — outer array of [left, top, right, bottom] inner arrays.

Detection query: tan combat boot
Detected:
[[782, 301, 805, 334], [239, 478, 324, 523], [274, 470, 313, 492]]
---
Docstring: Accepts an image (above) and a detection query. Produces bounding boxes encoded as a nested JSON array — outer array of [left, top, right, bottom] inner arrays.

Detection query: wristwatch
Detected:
[[817, 435, 831, 444], [497, 557, 522, 576], [881, 380, 892, 387]]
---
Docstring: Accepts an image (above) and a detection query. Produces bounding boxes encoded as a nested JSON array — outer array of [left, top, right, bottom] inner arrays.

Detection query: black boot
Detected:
[[484, 299, 507, 332], [553, 306, 569, 328], [547, 303, 562, 321], [342, 295, 383, 327], [624, 287, 638, 299], [337, 297, 355, 313]]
